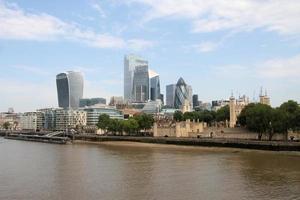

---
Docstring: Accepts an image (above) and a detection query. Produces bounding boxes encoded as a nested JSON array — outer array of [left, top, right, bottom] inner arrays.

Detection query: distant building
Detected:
[[142, 100, 162, 114], [198, 102, 212, 111], [193, 94, 199, 108], [79, 98, 106, 107], [37, 108, 56, 130], [259, 88, 271, 106], [174, 78, 190, 109], [56, 71, 84, 109], [109, 96, 124, 106], [149, 70, 161, 101], [0, 110, 21, 130], [20, 112, 44, 131], [229, 95, 250, 128], [187, 85, 193, 108], [211, 100, 230, 111], [55, 109, 86, 131], [166, 84, 176, 108], [133, 65, 149, 102], [124, 54, 148, 102], [83, 105, 123, 126]]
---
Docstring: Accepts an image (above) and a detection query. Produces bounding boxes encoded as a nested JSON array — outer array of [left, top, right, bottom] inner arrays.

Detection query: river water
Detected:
[[0, 138, 300, 200]]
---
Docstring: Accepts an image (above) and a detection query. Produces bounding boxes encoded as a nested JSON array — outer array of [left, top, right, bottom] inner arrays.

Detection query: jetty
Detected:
[[5, 134, 70, 144]]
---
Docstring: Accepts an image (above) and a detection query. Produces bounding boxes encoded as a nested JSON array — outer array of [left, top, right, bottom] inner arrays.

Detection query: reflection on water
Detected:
[[0, 139, 299, 200]]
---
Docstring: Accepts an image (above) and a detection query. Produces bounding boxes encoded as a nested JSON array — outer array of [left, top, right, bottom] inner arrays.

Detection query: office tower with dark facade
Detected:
[[133, 65, 149, 102], [79, 98, 106, 107], [124, 54, 148, 102], [193, 94, 199, 108], [56, 71, 84, 109], [166, 84, 176, 108], [149, 70, 161, 101]]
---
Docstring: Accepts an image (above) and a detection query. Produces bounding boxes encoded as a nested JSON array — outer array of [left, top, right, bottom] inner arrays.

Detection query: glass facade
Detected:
[[166, 84, 176, 108], [174, 78, 189, 109], [84, 107, 123, 126], [124, 55, 148, 102], [56, 71, 83, 109], [133, 65, 149, 102], [150, 74, 161, 101]]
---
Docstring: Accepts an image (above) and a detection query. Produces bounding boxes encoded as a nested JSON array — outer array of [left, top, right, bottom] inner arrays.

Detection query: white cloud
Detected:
[[257, 54, 300, 79], [90, 2, 106, 18], [0, 2, 151, 50], [127, 39, 154, 51], [193, 41, 220, 52], [129, 0, 300, 36]]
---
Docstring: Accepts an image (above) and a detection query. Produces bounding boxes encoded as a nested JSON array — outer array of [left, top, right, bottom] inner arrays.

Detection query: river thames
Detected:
[[0, 138, 300, 200]]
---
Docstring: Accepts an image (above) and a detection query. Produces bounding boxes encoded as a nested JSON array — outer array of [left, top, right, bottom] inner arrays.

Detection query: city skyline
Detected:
[[1, 0, 300, 112]]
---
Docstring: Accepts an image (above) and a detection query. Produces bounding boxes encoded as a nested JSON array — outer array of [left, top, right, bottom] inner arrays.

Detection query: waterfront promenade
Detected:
[[74, 135, 300, 151]]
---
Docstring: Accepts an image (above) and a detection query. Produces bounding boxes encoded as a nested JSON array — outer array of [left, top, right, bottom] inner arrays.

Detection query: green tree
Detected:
[[134, 114, 154, 131], [183, 112, 196, 121], [97, 114, 110, 132], [3, 122, 10, 130], [122, 118, 139, 135], [173, 111, 184, 121], [245, 103, 272, 140], [107, 119, 123, 135], [237, 103, 256, 126], [216, 105, 230, 122], [270, 108, 288, 140], [279, 100, 300, 131]]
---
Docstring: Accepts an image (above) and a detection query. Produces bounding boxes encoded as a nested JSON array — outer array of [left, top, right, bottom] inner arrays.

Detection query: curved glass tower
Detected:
[[174, 77, 189, 109], [56, 71, 84, 109]]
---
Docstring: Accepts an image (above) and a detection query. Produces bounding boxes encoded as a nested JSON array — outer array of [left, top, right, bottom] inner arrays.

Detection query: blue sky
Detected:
[[0, 0, 300, 112]]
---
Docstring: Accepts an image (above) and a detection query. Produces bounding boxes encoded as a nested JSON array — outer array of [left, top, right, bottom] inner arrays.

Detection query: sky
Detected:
[[0, 0, 300, 112]]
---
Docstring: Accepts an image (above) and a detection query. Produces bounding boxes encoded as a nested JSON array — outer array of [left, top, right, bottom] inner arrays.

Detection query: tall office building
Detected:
[[56, 71, 84, 109], [187, 85, 193, 108], [193, 94, 199, 108], [149, 70, 161, 101], [124, 54, 148, 102], [174, 77, 189, 109], [166, 84, 176, 108], [133, 65, 149, 102]]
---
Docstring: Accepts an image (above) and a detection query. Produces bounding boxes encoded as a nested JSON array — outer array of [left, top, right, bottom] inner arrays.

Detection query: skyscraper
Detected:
[[133, 65, 149, 102], [56, 71, 84, 109], [166, 84, 176, 108], [187, 85, 193, 108], [174, 77, 189, 109], [124, 54, 148, 102], [149, 70, 161, 101], [193, 94, 199, 108]]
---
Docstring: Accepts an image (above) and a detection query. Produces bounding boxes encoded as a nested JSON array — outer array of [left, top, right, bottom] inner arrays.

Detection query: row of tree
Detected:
[[238, 100, 300, 140], [97, 114, 154, 135], [173, 105, 230, 125]]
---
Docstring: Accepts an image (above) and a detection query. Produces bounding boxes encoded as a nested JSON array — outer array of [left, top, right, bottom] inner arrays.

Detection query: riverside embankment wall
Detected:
[[74, 135, 300, 151]]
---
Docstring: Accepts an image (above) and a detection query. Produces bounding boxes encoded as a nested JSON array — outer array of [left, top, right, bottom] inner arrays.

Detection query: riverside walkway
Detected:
[[74, 135, 300, 151]]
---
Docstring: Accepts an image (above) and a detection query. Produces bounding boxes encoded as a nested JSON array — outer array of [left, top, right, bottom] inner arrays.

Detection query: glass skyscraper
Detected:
[[124, 54, 148, 102], [56, 71, 84, 109], [174, 77, 189, 109], [149, 70, 161, 101], [166, 84, 176, 108], [133, 65, 149, 102]]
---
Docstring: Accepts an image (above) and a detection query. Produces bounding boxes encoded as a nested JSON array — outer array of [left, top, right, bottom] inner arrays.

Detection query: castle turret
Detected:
[[229, 95, 236, 128]]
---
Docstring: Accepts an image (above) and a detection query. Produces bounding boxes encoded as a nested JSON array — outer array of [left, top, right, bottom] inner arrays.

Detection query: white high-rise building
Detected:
[[124, 55, 148, 103]]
